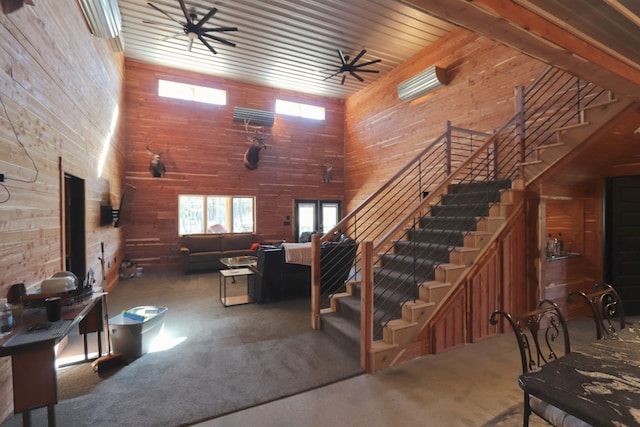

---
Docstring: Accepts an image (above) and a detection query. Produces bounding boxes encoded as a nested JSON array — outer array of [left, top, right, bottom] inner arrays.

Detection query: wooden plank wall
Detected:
[[428, 209, 527, 353], [535, 183, 601, 319], [343, 29, 547, 213], [123, 61, 345, 270], [0, 1, 125, 422]]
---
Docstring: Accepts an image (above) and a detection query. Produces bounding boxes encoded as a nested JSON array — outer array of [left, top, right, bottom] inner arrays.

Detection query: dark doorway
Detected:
[[604, 175, 640, 314], [64, 174, 86, 278]]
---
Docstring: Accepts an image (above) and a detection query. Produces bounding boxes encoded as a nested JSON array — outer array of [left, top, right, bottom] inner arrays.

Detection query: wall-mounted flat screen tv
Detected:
[[114, 183, 137, 228]]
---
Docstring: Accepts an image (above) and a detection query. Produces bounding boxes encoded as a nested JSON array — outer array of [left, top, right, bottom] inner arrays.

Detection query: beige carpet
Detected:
[[0, 270, 362, 427]]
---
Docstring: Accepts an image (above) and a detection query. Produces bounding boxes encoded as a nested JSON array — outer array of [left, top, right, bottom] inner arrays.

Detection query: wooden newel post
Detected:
[[311, 233, 321, 329], [360, 240, 374, 372]]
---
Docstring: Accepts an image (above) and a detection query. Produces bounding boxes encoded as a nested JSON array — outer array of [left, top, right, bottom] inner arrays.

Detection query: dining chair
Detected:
[[568, 283, 626, 339], [490, 300, 590, 427]]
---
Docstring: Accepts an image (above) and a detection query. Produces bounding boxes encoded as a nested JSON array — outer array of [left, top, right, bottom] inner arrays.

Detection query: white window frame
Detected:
[[178, 195, 255, 235], [275, 99, 325, 120], [158, 80, 226, 106]]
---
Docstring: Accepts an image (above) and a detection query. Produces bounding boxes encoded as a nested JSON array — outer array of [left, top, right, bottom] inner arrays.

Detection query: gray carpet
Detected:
[[1, 271, 363, 427]]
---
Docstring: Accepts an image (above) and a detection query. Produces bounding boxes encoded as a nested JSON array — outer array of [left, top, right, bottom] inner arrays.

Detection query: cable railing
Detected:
[[520, 66, 610, 162], [311, 65, 612, 344], [314, 123, 493, 308]]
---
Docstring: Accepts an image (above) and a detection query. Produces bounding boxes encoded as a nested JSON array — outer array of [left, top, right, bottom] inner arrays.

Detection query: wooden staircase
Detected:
[[321, 179, 524, 371], [316, 67, 631, 373], [320, 96, 630, 371]]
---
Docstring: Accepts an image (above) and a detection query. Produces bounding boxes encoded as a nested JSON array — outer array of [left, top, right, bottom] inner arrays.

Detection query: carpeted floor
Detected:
[[0, 271, 363, 427]]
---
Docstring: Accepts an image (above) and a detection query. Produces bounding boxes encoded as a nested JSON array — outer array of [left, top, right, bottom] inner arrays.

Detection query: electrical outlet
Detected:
[[0, 173, 4, 182]]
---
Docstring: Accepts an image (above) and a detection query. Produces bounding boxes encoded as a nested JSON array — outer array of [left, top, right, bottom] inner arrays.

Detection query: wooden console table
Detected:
[[0, 293, 104, 427]]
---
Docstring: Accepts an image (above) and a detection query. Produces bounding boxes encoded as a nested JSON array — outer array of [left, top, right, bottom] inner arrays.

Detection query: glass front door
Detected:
[[294, 200, 341, 242]]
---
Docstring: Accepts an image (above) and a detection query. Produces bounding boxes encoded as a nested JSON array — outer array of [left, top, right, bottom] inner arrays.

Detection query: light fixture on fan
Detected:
[[76, 0, 122, 39], [398, 65, 447, 103]]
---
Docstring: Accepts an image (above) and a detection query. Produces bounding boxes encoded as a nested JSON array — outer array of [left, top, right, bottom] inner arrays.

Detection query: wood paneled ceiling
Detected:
[[117, 0, 640, 100], [118, 0, 455, 99]]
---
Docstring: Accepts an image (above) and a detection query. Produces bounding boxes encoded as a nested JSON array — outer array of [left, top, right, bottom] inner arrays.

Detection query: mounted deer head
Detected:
[[323, 161, 333, 183], [243, 119, 270, 170], [146, 145, 166, 177]]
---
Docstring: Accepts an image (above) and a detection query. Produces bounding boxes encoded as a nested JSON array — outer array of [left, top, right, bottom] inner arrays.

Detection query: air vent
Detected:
[[233, 107, 275, 127], [398, 65, 447, 103]]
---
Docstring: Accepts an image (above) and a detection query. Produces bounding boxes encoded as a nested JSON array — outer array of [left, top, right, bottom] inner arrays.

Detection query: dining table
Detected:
[[518, 323, 640, 426]]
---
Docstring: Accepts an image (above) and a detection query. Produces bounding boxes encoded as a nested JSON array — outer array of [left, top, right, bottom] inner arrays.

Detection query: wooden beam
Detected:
[[405, 0, 640, 101]]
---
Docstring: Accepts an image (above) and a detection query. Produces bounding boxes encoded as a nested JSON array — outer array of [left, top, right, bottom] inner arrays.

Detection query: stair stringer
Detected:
[[368, 187, 525, 372], [520, 96, 633, 184]]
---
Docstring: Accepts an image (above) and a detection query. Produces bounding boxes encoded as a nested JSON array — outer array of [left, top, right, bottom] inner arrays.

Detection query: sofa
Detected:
[[179, 233, 258, 274], [248, 238, 358, 303]]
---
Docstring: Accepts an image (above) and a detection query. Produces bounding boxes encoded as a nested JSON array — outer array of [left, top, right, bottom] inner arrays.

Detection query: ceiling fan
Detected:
[[323, 49, 382, 85], [144, 0, 238, 56]]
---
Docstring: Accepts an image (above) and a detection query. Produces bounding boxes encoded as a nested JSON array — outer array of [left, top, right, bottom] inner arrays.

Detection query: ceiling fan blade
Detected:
[[201, 27, 238, 33], [202, 33, 236, 47], [162, 32, 184, 41], [178, 0, 190, 22], [147, 2, 184, 26], [349, 49, 367, 66], [337, 49, 347, 66], [354, 59, 381, 68], [196, 6, 218, 28], [323, 70, 342, 81], [198, 36, 218, 55], [341, 74, 347, 85], [355, 69, 380, 74], [187, 38, 193, 52], [350, 71, 364, 82], [142, 20, 168, 26]]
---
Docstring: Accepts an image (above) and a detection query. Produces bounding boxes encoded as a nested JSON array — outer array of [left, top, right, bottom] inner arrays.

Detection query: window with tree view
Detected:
[[179, 195, 255, 235]]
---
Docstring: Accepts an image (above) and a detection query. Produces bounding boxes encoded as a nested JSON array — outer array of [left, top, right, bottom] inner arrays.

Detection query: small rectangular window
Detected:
[[275, 99, 325, 120], [179, 195, 255, 235], [159, 80, 226, 106]]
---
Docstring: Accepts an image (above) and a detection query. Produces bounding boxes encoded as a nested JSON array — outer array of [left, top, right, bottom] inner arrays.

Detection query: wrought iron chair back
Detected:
[[568, 283, 626, 339], [490, 300, 571, 427]]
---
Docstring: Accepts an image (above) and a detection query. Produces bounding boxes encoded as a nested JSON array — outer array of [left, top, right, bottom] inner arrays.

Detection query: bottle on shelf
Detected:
[[557, 233, 564, 256], [545, 234, 555, 258], [0, 297, 13, 335]]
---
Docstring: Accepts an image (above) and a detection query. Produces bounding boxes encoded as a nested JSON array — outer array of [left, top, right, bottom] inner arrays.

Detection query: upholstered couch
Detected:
[[248, 238, 358, 303], [179, 233, 258, 274]]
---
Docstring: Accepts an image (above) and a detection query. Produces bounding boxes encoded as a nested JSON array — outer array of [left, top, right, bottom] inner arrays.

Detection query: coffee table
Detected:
[[220, 256, 257, 269], [219, 268, 254, 307], [220, 256, 257, 283], [219, 256, 257, 307]]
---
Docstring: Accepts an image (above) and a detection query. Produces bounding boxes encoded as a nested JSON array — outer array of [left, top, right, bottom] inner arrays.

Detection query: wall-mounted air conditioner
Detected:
[[233, 107, 275, 127], [76, 0, 122, 39], [398, 65, 447, 103]]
